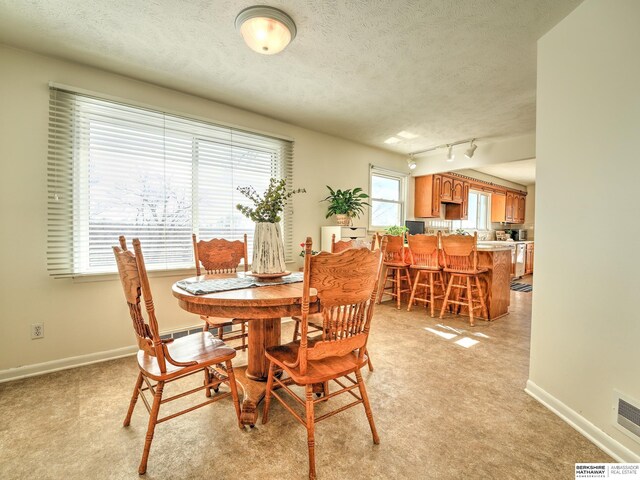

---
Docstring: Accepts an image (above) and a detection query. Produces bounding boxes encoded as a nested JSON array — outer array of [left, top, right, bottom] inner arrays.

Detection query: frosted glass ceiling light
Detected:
[[465, 139, 478, 159], [447, 145, 455, 162], [235, 6, 297, 55]]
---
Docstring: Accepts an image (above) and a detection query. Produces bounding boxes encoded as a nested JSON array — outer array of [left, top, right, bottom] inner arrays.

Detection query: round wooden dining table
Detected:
[[172, 273, 318, 426]]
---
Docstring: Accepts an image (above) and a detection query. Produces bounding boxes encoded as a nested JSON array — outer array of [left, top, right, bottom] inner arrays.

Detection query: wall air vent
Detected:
[[613, 390, 640, 443]]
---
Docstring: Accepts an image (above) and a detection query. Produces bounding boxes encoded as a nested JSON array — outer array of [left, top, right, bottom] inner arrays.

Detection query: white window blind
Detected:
[[47, 87, 294, 277]]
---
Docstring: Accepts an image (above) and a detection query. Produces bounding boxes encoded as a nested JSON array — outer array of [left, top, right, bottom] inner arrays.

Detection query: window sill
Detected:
[[72, 267, 197, 284]]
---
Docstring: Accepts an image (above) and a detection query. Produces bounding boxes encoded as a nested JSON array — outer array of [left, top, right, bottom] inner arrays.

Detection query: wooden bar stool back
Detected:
[[438, 232, 488, 326], [192, 233, 249, 350], [407, 233, 446, 317], [331, 233, 377, 253], [113, 236, 241, 475], [375, 233, 412, 309], [262, 236, 386, 480]]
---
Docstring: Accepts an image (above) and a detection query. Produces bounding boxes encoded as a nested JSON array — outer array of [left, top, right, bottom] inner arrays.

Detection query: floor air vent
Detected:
[[614, 390, 640, 442]]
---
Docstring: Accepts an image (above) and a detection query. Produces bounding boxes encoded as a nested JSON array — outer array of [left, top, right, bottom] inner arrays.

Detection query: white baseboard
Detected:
[[525, 379, 640, 463], [0, 345, 137, 384]]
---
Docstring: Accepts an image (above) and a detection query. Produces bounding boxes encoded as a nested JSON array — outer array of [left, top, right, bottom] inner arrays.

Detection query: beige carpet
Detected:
[[0, 287, 610, 479]]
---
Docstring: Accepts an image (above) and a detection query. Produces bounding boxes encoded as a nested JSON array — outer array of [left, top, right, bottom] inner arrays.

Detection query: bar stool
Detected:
[[407, 233, 446, 317], [439, 232, 488, 326], [376, 233, 412, 309]]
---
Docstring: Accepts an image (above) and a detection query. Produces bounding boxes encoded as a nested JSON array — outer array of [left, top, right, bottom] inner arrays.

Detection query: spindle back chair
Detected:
[[192, 233, 249, 350], [114, 236, 241, 474], [262, 236, 387, 480], [376, 233, 412, 308], [438, 232, 488, 326], [331, 234, 376, 253], [407, 233, 446, 317]]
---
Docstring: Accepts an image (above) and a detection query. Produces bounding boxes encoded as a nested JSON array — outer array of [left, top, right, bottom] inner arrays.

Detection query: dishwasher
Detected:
[[514, 243, 526, 278]]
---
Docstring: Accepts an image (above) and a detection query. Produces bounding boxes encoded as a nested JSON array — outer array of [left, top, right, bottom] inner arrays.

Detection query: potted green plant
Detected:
[[384, 225, 408, 236], [236, 178, 305, 275], [322, 186, 370, 226]]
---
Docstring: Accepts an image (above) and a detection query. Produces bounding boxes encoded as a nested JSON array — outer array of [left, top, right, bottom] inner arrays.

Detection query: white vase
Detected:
[[252, 222, 287, 274]]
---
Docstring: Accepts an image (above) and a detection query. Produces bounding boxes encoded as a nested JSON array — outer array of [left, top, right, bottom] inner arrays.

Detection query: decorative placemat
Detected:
[[177, 272, 304, 295]]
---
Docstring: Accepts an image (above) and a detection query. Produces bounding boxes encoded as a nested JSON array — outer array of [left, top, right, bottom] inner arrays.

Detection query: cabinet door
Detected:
[[432, 175, 442, 216], [518, 195, 526, 223], [440, 176, 453, 202], [505, 192, 515, 223], [525, 243, 534, 274], [491, 193, 506, 222], [461, 182, 470, 220], [452, 179, 464, 203]]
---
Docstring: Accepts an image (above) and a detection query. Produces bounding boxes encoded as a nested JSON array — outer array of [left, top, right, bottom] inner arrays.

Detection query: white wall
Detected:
[[530, 0, 640, 459], [0, 45, 404, 373]]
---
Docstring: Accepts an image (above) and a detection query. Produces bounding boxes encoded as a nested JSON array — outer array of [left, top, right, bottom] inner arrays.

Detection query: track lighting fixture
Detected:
[[465, 139, 477, 159], [446, 145, 455, 162], [407, 156, 417, 170]]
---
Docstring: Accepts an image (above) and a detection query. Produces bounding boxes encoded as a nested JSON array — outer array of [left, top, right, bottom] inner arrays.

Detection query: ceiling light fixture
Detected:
[[465, 139, 478, 159], [397, 131, 419, 140], [384, 136, 401, 144], [447, 145, 455, 162], [235, 6, 297, 55], [408, 137, 480, 160], [407, 156, 417, 170]]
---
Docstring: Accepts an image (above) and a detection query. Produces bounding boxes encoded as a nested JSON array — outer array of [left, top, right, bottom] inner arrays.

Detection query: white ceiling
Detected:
[[0, 0, 582, 153], [472, 158, 536, 185]]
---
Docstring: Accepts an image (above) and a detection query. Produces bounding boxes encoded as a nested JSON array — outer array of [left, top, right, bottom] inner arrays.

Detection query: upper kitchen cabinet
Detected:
[[414, 174, 442, 218], [491, 191, 527, 224], [415, 174, 470, 219]]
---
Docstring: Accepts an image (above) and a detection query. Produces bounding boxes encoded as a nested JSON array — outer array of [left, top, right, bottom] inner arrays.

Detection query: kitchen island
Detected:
[[476, 245, 513, 320]]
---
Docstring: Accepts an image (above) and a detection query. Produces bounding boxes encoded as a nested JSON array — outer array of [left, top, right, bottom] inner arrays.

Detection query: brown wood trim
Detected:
[[443, 171, 527, 196]]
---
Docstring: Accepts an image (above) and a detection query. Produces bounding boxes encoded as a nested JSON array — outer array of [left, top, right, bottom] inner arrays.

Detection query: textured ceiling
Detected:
[[473, 158, 537, 185], [0, 0, 582, 153]]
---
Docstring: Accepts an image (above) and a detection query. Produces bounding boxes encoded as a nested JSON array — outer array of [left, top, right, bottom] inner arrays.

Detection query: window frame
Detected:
[[452, 188, 491, 231], [47, 86, 294, 278], [368, 166, 407, 231]]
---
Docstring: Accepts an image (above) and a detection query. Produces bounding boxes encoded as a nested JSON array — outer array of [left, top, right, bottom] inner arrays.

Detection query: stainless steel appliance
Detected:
[[515, 229, 528, 241], [514, 243, 526, 278]]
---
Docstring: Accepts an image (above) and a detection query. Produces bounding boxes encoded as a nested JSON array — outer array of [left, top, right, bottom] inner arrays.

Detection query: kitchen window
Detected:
[[369, 166, 406, 229], [47, 87, 294, 277], [452, 189, 490, 231]]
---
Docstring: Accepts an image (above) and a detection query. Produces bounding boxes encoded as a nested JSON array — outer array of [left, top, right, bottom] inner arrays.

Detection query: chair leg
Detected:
[[395, 269, 401, 310], [475, 276, 489, 319], [429, 272, 436, 318], [225, 360, 243, 430], [365, 348, 374, 372], [123, 371, 144, 427], [292, 319, 300, 342], [376, 265, 388, 304], [305, 384, 317, 480], [439, 274, 455, 318], [202, 322, 210, 332], [138, 380, 164, 475], [355, 368, 380, 445], [407, 270, 421, 312], [204, 367, 212, 398], [261, 362, 276, 424], [466, 276, 475, 327], [217, 326, 224, 340]]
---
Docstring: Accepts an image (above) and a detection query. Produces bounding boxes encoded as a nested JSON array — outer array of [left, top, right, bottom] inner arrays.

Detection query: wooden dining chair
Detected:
[[331, 233, 376, 253], [262, 236, 386, 480], [438, 232, 489, 326], [375, 233, 412, 309], [291, 234, 378, 371], [113, 236, 242, 475], [407, 233, 446, 317], [192, 233, 249, 351]]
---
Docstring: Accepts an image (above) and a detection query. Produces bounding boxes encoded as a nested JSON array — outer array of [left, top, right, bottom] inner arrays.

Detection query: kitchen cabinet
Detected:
[[492, 191, 526, 224], [491, 193, 506, 222], [516, 195, 526, 224], [525, 243, 534, 274], [505, 192, 515, 223], [440, 176, 454, 202], [452, 179, 464, 204], [414, 174, 442, 218]]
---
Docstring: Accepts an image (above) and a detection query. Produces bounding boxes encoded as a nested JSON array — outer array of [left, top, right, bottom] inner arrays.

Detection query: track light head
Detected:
[[465, 139, 478, 159], [407, 156, 417, 170], [446, 145, 455, 162]]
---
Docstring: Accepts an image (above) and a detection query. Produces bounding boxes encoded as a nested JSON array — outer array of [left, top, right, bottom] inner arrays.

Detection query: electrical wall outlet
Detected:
[[31, 323, 44, 339]]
